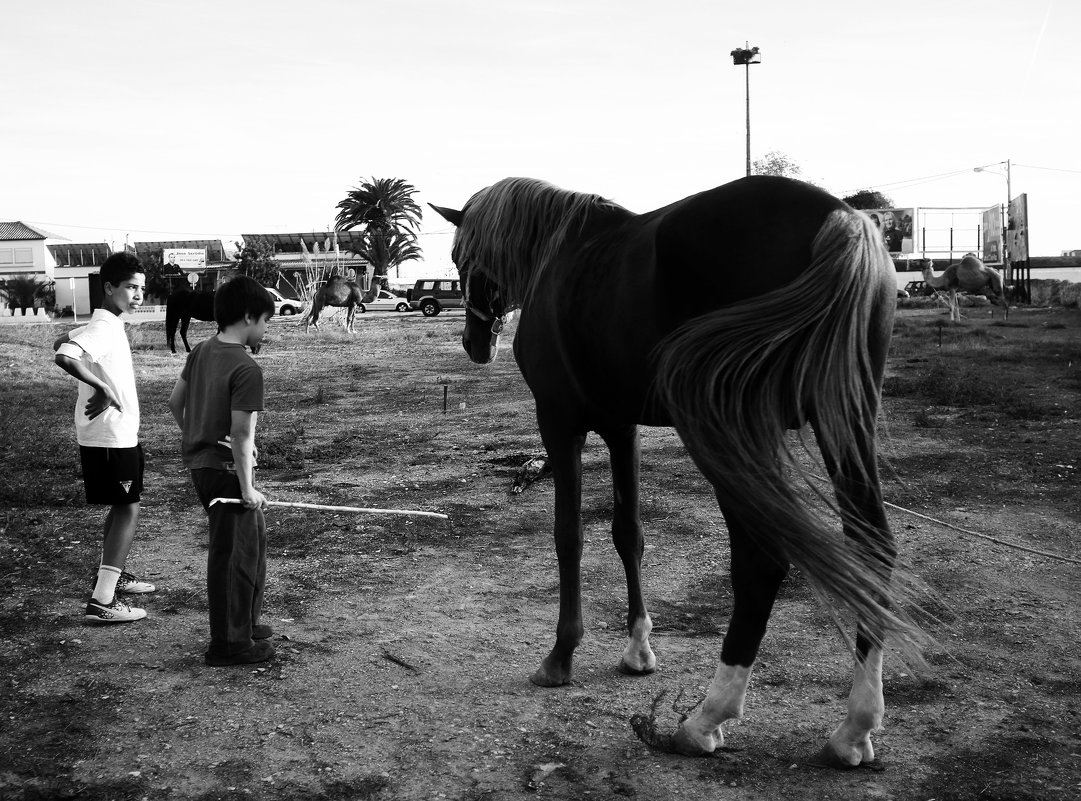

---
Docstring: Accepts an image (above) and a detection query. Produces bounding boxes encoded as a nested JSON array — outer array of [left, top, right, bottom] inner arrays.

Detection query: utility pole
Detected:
[[730, 44, 761, 177]]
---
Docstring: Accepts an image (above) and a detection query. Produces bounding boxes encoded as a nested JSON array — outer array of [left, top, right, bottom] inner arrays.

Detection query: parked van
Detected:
[[406, 278, 464, 316]]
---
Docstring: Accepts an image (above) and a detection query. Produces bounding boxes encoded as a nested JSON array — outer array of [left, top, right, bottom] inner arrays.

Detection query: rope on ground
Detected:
[[807, 471, 1080, 565], [882, 500, 1081, 565]]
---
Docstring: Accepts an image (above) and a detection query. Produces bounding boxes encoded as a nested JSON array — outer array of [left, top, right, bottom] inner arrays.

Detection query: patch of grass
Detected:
[[886, 360, 1050, 420], [912, 407, 942, 428], [0, 393, 82, 507]]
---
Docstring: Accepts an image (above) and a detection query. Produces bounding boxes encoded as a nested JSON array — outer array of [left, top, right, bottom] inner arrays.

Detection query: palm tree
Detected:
[[2, 274, 47, 316], [335, 177, 422, 234], [335, 177, 423, 288], [349, 230, 423, 288]]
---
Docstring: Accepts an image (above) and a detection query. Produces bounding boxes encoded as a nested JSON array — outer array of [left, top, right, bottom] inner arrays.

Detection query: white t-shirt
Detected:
[[56, 309, 140, 447]]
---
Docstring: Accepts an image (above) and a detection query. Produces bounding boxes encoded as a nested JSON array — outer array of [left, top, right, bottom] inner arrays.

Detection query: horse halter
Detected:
[[463, 273, 506, 344]]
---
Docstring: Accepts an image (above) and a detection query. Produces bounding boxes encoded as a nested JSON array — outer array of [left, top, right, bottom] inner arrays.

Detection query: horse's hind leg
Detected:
[[532, 419, 587, 687], [816, 434, 894, 767], [597, 425, 655, 675], [654, 509, 788, 755], [180, 317, 192, 352]]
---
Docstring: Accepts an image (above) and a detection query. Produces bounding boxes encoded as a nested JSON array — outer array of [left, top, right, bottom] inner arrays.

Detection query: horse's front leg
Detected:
[[532, 421, 586, 687], [597, 425, 655, 675]]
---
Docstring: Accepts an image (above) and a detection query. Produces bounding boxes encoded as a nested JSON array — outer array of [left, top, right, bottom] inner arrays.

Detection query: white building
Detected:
[[0, 221, 66, 315]]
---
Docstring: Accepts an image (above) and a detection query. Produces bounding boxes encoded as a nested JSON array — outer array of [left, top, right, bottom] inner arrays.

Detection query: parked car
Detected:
[[903, 280, 932, 297], [359, 289, 410, 313], [406, 279, 464, 317], [266, 287, 305, 316]]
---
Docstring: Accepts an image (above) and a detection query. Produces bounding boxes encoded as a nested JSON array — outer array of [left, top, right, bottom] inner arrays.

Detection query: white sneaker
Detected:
[[84, 596, 147, 623]]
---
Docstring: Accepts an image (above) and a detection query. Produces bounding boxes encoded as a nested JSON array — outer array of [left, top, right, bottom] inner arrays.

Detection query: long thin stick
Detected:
[[209, 497, 448, 520]]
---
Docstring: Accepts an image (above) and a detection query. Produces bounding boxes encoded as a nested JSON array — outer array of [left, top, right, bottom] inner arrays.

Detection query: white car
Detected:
[[359, 289, 411, 313], [266, 287, 305, 316]]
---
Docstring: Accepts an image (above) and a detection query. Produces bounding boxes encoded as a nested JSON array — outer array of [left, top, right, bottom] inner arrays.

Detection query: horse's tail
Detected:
[[165, 295, 180, 351], [654, 208, 923, 654]]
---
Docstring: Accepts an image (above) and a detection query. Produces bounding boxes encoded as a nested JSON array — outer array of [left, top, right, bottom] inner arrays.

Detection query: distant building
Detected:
[[240, 232, 371, 295], [0, 221, 75, 314], [48, 240, 115, 313]]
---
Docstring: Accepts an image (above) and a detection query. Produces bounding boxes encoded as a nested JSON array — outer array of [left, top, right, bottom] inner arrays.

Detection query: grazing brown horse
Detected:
[[432, 176, 921, 767], [305, 276, 364, 333]]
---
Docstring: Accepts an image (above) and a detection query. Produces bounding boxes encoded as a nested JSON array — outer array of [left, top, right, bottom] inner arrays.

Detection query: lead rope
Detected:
[[807, 472, 1081, 565], [882, 500, 1081, 565]]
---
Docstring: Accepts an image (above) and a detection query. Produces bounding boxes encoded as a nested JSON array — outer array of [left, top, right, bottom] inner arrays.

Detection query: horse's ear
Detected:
[[428, 203, 463, 227]]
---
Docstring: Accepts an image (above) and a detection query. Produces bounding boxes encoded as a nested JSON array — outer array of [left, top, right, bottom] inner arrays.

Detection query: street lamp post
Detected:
[[974, 159, 1012, 264], [731, 44, 761, 177]]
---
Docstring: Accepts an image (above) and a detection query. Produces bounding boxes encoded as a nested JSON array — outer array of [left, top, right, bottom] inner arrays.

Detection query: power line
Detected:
[[1012, 163, 1081, 174], [834, 168, 975, 197]]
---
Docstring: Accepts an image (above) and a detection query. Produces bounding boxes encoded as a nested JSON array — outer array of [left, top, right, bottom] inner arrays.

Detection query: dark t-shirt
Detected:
[[179, 336, 264, 470]]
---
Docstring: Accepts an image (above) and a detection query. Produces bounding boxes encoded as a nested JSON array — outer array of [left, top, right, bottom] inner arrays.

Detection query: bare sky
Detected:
[[3, 0, 1078, 268]]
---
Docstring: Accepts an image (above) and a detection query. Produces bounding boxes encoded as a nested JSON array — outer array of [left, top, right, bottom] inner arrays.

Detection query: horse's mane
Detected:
[[452, 177, 629, 305]]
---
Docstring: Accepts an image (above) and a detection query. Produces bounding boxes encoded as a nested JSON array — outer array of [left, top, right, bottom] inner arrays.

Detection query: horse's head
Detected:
[[430, 202, 509, 365], [460, 269, 508, 364]]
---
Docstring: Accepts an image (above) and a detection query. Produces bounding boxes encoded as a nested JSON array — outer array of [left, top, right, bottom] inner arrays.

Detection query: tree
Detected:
[[334, 177, 423, 287], [1, 274, 49, 315], [752, 151, 807, 181], [234, 238, 280, 287], [842, 189, 894, 210], [349, 229, 423, 283], [139, 250, 175, 302]]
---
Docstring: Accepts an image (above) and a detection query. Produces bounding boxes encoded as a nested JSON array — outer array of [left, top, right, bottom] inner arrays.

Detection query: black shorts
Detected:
[[80, 445, 144, 505]]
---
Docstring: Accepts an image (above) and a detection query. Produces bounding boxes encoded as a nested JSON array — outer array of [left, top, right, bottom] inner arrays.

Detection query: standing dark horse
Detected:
[[165, 290, 214, 353], [432, 176, 921, 766], [165, 289, 262, 353], [304, 276, 365, 333]]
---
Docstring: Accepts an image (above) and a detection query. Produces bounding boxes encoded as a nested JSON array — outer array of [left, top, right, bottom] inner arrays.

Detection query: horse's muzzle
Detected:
[[462, 321, 501, 365]]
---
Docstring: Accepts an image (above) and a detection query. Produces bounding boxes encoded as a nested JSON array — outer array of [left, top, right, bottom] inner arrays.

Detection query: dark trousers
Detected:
[[191, 469, 267, 656]]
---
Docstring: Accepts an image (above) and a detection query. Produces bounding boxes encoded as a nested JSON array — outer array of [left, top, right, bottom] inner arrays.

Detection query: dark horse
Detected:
[[166, 289, 263, 353], [165, 290, 214, 353], [432, 176, 921, 766]]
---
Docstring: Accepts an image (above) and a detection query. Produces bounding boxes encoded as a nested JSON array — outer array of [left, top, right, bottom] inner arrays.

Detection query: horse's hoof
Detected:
[[812, 741, 874, 769], [630, 717, 715, 756], [618, 658, 656, 676], [530, 664, 572, 687], [529, 670, 570, 688]]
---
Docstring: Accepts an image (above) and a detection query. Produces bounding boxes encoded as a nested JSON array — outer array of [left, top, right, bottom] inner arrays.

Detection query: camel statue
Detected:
[[304, 275, 364, 333], [921, 254, 1006, 322]]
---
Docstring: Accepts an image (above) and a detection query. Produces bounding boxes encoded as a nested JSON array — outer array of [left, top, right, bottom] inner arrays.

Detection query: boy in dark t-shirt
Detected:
[[168, 276, 276, 666]]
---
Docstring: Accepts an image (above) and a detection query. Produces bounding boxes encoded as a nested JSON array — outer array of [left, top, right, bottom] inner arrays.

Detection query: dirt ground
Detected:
[[1, 301, 1079, 801]]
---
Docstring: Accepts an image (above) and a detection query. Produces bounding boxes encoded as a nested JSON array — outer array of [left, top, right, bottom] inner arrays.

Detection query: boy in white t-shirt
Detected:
[[54, 252, 155, 623]]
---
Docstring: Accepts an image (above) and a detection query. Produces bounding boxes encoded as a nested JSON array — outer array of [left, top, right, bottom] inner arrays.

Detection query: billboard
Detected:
[[865, 208, 914, 254], [981, 205, 1003, 264], [163, 248, 207, 274], [1007, 194, 1029, 262]]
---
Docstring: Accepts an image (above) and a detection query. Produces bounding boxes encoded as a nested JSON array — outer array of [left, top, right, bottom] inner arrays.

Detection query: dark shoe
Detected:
[[116, 570, 156, 594], [252, 623, 274, 640], [204, 640, 275, 666]]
